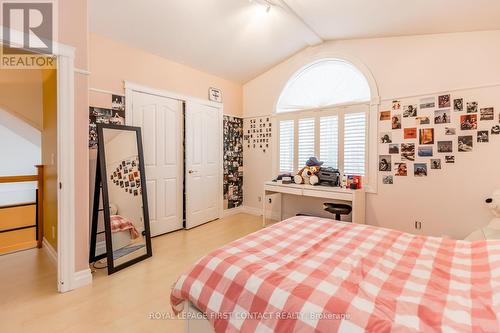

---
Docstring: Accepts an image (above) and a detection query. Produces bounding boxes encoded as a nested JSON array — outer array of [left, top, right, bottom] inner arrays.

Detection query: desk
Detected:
[[263, 181, 365, 226]]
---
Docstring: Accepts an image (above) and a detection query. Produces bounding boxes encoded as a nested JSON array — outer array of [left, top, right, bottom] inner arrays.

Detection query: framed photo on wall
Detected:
[[209, 87, 223, 103]]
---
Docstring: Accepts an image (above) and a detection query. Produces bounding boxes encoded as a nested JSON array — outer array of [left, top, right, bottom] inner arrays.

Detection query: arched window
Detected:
[[276, 59, 371, 178], [277, 59, 371, 113]]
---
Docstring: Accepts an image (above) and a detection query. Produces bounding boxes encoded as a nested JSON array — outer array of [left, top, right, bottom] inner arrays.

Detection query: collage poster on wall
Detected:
[[89, 94, 126, 149], [379, 93, 498, 185], [223, 116, 244, 209]]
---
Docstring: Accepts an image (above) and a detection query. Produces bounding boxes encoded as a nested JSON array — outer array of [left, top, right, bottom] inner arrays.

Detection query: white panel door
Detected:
[[131, 91, 183, 236], [185, 101, 221, 229]]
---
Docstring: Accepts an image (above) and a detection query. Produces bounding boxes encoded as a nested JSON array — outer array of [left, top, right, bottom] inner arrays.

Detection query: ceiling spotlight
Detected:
[[249, 0, 275, 13]]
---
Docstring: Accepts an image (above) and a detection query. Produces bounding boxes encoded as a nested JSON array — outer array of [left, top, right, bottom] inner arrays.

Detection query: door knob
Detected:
[[188, 170, 196, 174]]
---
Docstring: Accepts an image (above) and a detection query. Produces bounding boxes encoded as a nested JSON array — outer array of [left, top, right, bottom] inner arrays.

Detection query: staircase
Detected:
[[0, 166, 44, 255]]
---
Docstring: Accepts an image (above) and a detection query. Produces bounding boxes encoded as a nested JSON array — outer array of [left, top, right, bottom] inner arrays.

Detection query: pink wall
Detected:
[[243, 30, 500, 239], [89, 33, 243, 116], [58, 0, 90, 272]]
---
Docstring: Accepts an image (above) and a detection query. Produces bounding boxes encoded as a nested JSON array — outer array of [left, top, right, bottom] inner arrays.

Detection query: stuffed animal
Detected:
[[294, 157, 324, 185], [465, 190, 500, 240], [294, 165, 321, 185]]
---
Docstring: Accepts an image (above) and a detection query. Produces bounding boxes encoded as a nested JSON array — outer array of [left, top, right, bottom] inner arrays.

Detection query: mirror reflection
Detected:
[[102, 127, 151, 270]]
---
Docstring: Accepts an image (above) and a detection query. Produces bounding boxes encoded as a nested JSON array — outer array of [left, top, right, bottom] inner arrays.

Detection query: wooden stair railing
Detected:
[[0, 165, 44, 249]]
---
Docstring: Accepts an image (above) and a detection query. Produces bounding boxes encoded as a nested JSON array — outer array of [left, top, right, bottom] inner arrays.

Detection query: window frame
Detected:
[[275, 102, 370, 180]]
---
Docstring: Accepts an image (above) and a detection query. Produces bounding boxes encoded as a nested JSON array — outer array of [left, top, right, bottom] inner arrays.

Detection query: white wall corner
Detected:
[[72, 268, 92, 290], [42, 237, 57, 266]]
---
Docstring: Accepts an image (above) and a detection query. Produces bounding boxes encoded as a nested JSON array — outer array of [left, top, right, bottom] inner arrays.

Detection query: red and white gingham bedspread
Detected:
[[110, 215, 140, 239], [170, 216, 500, 332]]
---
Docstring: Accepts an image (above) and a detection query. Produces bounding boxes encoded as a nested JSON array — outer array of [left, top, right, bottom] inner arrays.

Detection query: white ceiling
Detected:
[[89, 0, 500, 83]]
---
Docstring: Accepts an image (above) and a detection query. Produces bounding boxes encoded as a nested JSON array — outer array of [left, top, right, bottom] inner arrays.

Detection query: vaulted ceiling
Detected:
[[89, 0, 500, 83]]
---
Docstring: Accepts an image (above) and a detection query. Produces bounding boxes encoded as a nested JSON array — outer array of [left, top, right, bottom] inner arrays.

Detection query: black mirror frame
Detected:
[[93, 123, 152, 274]]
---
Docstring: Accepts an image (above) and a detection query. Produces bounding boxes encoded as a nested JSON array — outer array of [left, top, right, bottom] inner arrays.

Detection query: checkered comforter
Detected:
[[170, 216, 500, 332]]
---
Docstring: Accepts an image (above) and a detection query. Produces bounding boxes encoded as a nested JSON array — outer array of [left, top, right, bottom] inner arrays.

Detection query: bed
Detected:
[[171, 216, 500, 332]]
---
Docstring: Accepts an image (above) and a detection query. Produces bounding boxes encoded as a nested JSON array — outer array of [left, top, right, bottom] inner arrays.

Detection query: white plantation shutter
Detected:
[[319, 116, 339, 169], [279, 120, 294, 172], [344, 112, 366, 176], [298, 118, 315, 167]]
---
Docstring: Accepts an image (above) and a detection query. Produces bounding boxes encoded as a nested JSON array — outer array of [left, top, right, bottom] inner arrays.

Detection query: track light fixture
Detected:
[[249, 0, 275, 13]]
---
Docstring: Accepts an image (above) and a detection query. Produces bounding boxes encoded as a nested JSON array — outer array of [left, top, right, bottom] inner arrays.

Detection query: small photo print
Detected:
[[112, 95, 125, 111], [492, 125, 500, 135], [460, 114, 478, 130], [392, 114, 402, 129], [418, 146, 433, 157], [419, 128, 435, 145], [382, 175, 394, 185], [467, 102, 478, 113], [380, 132, 393, 143], [416, 116, 430, 125], [392, 100, 401, 111], [404, 128, 417, 140], [480, 107, 494, 121], [477, 130, 489, 143], [401, 143, 416, 161], [453, 98, 464, 112], [389, 144, 400, 154], [380, 111, 391, 121], [414, 163, 428, 177], [434, 109, 451, 124], [458, 135, 473, 152], [403, 105, 417, 118], [395, 163, 408, 176], [379, 155, 392, 172], [437, 141, 453, 153], [431, 159, 442, 170], [445, 127, 456, 135], [420, 97, 435, 109], [445, 155, 455, 164], [438, 94, 451, 108]]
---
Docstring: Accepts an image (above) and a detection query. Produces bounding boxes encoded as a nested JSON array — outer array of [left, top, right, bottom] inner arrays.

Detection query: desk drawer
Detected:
[[303, 189, 352, 201], [265, 185, 302, 196]]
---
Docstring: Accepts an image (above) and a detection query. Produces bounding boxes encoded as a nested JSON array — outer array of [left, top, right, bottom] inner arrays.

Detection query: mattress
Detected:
[[171, 216, 500, 332]]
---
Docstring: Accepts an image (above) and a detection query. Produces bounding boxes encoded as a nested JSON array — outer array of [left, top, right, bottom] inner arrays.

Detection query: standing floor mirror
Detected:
[[90, 124, 152, 274]]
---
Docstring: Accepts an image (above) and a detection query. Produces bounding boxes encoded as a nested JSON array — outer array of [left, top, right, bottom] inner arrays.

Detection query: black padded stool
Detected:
[[323, 203, 352, 221]]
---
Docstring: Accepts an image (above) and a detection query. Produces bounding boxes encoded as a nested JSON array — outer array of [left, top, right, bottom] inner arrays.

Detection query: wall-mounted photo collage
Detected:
[[109, 156, 142, 196], [244, 116, 272, 153], [89, 94, 126, 149], [379, 93, 498, 184], [223, 116, 244, 209]]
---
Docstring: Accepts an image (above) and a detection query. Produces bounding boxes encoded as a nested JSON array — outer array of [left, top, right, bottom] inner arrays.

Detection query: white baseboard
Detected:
[[42, 237, 57, 266], [72, 268, 92, 289], [240, 206, 261, 216], [222, 206, 244, 218], [241, 206, 281, 221]]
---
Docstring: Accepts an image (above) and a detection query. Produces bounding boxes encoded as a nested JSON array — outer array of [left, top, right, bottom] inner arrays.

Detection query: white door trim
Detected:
[[56, 49, 78, 293], [124, 82, 224, 225]]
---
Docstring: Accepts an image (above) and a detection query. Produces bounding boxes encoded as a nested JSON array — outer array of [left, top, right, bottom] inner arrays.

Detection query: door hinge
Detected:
[[59, 182, 62, 189]]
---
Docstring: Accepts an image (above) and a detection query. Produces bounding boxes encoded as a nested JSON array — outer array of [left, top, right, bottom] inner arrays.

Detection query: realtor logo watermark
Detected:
[[1, 1, 56, 69]]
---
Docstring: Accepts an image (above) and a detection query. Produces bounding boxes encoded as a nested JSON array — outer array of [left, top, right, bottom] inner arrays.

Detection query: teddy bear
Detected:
[[293, 157, 324, 185], [294, 165, 321, 185], [465, 190, 500, 241]]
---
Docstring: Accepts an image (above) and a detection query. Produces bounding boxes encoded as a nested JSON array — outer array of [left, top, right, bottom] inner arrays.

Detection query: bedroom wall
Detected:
[[243, 30, 500, 239], [58, 0, 90, 272], [88, 33, 243, 117]]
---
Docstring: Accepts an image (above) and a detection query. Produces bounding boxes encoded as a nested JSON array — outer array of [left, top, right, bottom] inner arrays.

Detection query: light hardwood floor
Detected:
[[0, 213, 265, 333]]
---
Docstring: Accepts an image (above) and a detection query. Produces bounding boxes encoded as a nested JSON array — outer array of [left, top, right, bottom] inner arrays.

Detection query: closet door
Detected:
[[131, 92, 183, 236], [185, 101, 222, 229]]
